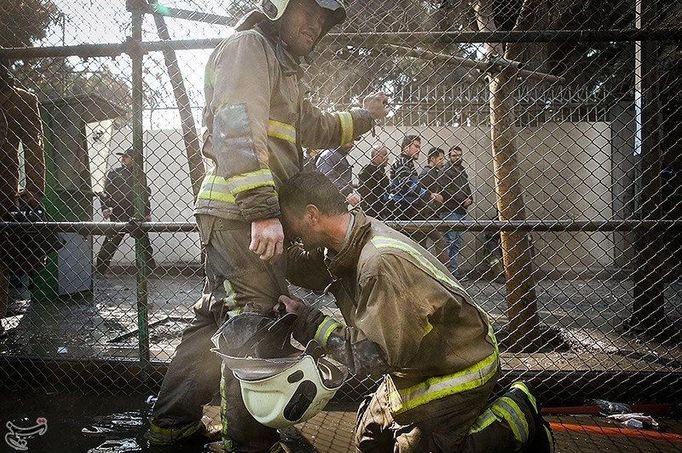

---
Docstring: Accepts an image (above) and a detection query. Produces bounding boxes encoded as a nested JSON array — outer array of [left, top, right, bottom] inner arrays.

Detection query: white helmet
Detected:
[[260, 0, 347, 35], [212, 314, 348, 428]]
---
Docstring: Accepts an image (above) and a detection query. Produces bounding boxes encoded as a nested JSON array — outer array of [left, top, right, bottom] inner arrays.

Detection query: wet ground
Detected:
[[1, 273, 680, 368], [1, 272, 680, 451], [1, 392, 681, 453]]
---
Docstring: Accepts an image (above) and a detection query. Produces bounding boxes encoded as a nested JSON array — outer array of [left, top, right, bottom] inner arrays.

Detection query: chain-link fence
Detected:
[[1, 0, 681, 413]]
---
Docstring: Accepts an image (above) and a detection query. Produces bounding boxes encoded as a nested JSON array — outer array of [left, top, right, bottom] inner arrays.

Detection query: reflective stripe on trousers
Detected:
[[468, 395, 531, 447]]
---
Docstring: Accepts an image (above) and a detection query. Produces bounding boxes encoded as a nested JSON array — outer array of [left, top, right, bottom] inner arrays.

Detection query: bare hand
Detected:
[[363, 92, 390, 120], [278, 294, 306, 317], [430, 192, 444, 204], [250, 217, 284, 261], [463, 198, 473, 208], [346, 193, 361, 207], [17, 190, 42, 208], [102, 208, 112, 220]]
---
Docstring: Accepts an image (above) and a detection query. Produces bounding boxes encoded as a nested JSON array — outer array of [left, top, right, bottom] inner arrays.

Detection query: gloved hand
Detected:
[[278, 295, 326, 345]]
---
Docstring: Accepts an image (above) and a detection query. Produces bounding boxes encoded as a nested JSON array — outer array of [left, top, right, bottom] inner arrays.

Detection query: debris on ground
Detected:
[[607, 413, 660, 429]]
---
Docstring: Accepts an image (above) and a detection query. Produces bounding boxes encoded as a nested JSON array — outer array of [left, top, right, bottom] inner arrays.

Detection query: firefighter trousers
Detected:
[[150, 215, 287, 450], [355, 374, 535, 452]]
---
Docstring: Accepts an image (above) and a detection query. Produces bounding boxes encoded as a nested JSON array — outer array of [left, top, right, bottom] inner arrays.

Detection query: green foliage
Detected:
[[0, 0, 61, 47]]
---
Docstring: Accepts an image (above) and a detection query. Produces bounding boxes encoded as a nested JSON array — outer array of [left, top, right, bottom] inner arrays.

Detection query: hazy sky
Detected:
[[39, 1, 238, 129]]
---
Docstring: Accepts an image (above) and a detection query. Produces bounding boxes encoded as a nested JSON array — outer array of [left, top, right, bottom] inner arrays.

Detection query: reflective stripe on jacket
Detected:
[[197, 21, 373, 222]]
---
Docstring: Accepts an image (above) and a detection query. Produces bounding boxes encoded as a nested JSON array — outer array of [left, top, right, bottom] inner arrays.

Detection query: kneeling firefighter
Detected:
[[276, 172, 555, 452]]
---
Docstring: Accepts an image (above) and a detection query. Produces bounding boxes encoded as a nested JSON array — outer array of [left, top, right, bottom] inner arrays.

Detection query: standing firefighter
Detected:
[[0, 59, 45, 338], [147, 0, 388, 448], [278, 172, 555, 453]]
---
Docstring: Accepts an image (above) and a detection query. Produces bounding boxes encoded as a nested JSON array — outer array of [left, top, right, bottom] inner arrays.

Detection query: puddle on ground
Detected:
[[0, 392, 318, 452], [82, 411, 146, 437], [87, 438, 142, 453]]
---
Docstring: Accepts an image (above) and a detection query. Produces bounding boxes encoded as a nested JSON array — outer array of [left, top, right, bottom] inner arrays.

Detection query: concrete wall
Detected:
[[93, 129, 202, 267], [609, 102, 637, 268], [97, 123, 614, 274], [348, 124, 613, 275]]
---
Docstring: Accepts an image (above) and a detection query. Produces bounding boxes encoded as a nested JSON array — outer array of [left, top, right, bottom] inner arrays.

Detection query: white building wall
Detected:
[[96, 123, 613, 274]]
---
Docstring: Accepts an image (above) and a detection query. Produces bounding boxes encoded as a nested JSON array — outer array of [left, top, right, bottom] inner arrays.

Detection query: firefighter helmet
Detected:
[[260, 0, 347, 34], [212, 314, 348, 428]]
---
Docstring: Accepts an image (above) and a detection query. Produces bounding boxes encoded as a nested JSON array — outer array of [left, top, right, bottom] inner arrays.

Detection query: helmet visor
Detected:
[[221, 354, 302, 381], [315, 0, 344, 11]]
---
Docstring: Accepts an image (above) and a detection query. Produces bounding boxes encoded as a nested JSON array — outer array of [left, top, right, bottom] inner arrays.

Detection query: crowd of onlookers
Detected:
[[305, 134, 473, 277]]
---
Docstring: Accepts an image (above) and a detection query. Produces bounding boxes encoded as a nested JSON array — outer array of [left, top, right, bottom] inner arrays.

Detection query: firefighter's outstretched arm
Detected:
[[278, 295, 389, 377], [298, 92, 389, 150]]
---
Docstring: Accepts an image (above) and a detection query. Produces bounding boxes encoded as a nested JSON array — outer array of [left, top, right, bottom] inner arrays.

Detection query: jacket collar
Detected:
[[251, 22, 303, 77], [236, 11, 303, 76], [328, 209, 373, 275], [396, 154, 415, 166]]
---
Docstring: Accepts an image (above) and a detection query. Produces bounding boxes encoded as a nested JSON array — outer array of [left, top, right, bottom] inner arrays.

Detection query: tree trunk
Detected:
[[149, 6, 204, 198], [473, 0, 542, 351]]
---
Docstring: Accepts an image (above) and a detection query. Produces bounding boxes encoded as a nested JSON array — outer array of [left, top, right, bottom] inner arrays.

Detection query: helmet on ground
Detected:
[[212, 314, 348, 428], [259, 0, 347, 35]]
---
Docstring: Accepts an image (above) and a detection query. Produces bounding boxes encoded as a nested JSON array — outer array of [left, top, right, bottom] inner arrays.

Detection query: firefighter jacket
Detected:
[[0, 86, 44, 217], [286, 210, 499, 418], [196, 19, 374, 222]]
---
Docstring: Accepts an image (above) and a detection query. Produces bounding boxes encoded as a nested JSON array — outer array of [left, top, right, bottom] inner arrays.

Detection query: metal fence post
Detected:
[[129, 0, 151, 374], [631, 0, 667, 333]]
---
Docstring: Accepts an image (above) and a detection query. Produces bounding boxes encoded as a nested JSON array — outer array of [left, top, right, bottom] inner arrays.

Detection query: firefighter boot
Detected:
[[146, 420, 220, 447]]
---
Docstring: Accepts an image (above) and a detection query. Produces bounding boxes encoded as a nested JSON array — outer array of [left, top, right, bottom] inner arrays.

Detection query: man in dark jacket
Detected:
[[389, 135, 442, 221], [358, 144, 389, 218], [317, 141, 361, 206], [418, 146, 445, 215], [438, 145, 473, 276], [1, 60, 45, 338], [418, 147, 448, 265], [96, 149, 155, 274]]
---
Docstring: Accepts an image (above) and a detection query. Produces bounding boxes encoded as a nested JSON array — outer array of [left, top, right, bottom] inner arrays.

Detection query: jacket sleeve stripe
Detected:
[[267, 119, 297, 144], [336, 112, 354, 145], [314, 316, 342, 348]]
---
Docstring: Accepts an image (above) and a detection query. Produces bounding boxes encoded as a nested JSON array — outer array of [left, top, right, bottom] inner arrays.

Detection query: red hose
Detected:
[[550, 422, 682, 443]]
